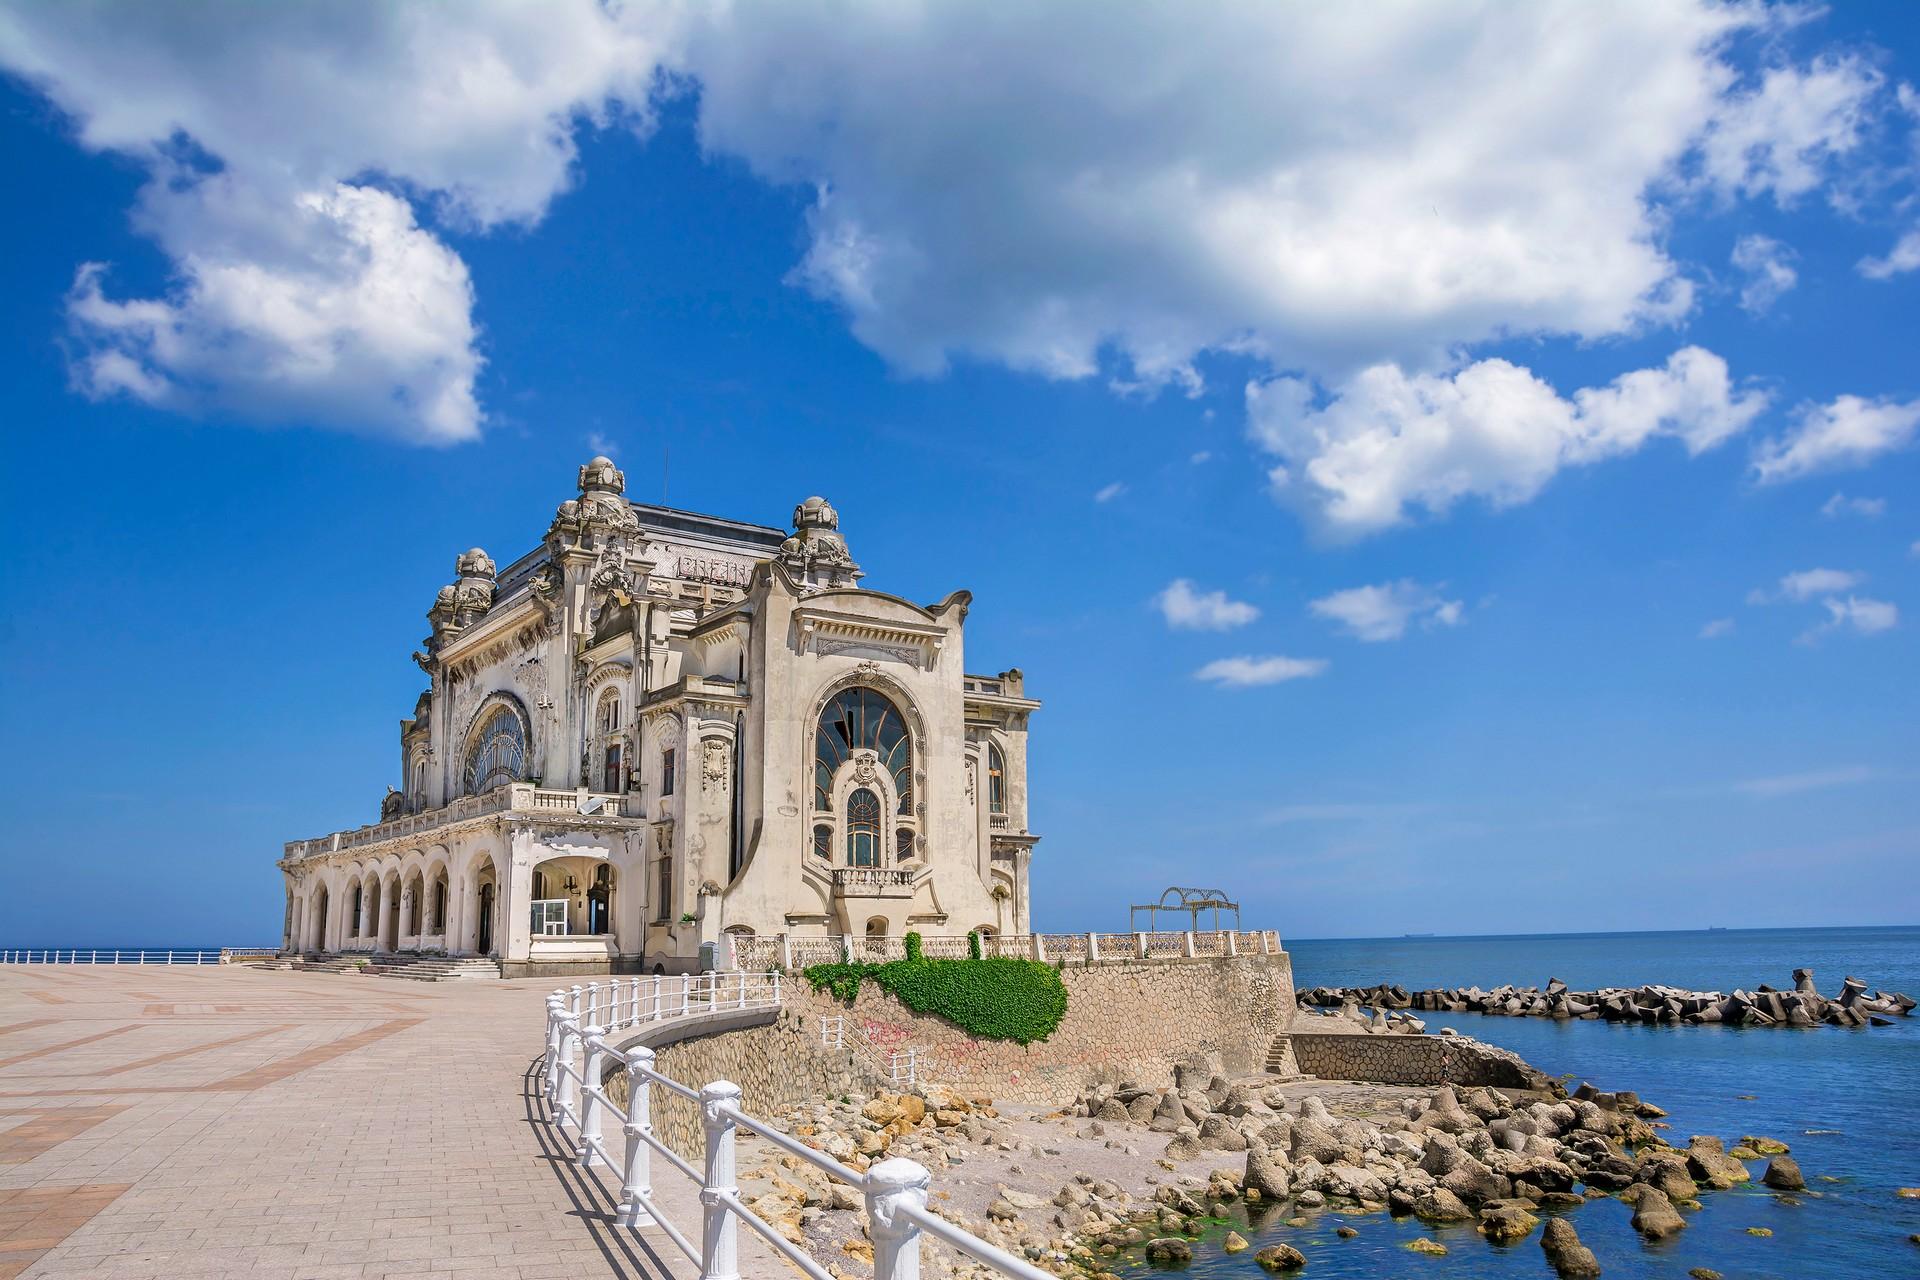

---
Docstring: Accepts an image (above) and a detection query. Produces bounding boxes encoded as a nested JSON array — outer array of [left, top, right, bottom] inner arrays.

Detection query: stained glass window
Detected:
[[464, 705, 526, 794], [846, 788, 881, 866], [814, 687, 912, 813]]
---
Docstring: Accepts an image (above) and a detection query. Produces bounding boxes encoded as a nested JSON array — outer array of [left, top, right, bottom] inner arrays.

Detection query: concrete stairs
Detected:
[[1265, 1033, 1306, 1079]]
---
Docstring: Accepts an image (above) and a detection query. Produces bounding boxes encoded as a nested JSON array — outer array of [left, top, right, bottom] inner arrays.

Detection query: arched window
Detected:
[[350, 885, 363, 937], [846, 788, 881, 867], [599, 693, 621, 733], [464, 704, 526, 794], [987, 743, 1007, 815], [431, 876, 447, 933], [815, 687, 911, 814]]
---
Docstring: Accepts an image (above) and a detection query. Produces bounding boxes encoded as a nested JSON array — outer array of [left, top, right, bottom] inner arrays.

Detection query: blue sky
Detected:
[[1, 3, 1916, 945]]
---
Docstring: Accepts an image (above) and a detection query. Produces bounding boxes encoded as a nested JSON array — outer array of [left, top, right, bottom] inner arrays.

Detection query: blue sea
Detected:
[[1146, 926, 1920, 1280]]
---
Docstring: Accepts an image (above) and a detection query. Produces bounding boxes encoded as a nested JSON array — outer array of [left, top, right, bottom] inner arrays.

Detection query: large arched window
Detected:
[[815, 687, 911, 814], [464, 704, 526, 794], [846, 788, 881, 867], [987, 743, 1007, 815]]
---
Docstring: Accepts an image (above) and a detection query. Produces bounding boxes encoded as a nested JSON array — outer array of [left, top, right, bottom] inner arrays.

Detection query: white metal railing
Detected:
[[541, 978, 1051, 1280], [818, 1015, 919, 1087], [0, 948, 272, 965], [733, 928, 1284, 972]]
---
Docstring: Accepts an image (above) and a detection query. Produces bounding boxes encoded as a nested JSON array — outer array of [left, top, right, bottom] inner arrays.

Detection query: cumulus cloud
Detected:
[[1092, 481, 1128, 504], [1310, 580, 1464, 642], [1752, 395, 1920, 483], [66, 181, 481, 443], [0, 2, 672, 441], [1694, 56, 1883, 203], [1803, 595, 1898, 641], [1748, 567, 1865, 604], [1820, 492, 1886, 518], [1699, 617, 1736, 639], [1858, 227, 1920, 279], [1731, 234, 1798, 314], [1156, 580, 1259, 631], [1248, 346, 1768, 534], [1194, 655, 1329, 688], [0, 2, 1902, 456]]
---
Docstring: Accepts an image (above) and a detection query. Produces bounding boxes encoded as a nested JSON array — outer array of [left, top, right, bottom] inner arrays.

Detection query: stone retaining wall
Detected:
[[603, 1007, 887, 1157], [1283, 1030, 1548, 1089], [784, 954, 1295, 1104]]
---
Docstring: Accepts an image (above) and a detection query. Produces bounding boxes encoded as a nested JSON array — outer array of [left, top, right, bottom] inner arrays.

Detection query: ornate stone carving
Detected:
[[851, 749, 879, 786], [701, 737, 730, 792], [777, 494, 863, 588], [425, 547, 497, 649]]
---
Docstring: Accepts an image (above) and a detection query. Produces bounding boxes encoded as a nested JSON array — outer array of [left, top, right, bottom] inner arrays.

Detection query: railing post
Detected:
[[578, 1026, 608, 1166], [556, 1022, 581, 1128], [1226, 931, 1238, 957], [570, 984, 584, 1018], [865, 1156, 932, 1280], [586, 982, 601, 1026], [779, 931, 793, 971], [1136, 931, 1149, 959], [1032, 934, 1046, 964], [680, 974, 692, 1017], [617, 1048, 657, 1226], [1183, 931, 1197, 958], [771, 971, 782, 1005], [543, 996, 565, 1093], [698, 1081, 743, 1280], [1086, 932, 1100, 963]]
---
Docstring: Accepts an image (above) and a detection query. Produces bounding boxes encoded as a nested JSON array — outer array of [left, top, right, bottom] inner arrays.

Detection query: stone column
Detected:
[[506, 826, 538, 964]]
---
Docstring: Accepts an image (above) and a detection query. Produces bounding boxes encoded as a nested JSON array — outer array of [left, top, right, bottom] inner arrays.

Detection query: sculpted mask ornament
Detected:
[[702, 738, 730, 791], [852, 749, 879, 786]]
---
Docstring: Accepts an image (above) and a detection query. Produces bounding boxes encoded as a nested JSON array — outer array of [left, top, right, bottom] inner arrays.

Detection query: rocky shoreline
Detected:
[[1299, 968, 1915, 1029], [724, 1038, 1837, 1279]]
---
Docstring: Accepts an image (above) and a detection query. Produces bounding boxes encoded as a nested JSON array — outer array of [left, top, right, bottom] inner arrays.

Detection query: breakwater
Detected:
[[1299, 968, 1914, 1028]]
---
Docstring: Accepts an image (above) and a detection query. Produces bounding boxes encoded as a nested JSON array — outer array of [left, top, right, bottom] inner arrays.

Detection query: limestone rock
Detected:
[[1628, 1187, 1686, 1239], [1761, 1155, 1805, 1191], [1404, 1238, 1448, 1256], [1244, 1143, 1292, 1200], [1253, 1243, 1306, 1271], [1224, 1231, 1250, 1253], [1478, 1203, 1540, 1244], [1143, 1238, 1192, 1264], [1540, 1216, 1601, 1277]]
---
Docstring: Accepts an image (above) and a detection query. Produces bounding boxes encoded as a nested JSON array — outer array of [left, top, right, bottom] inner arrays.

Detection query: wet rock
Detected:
[[1412, 1187, 1472, 1222], [1244, 1144, 1292, 1200], [1404, 1238, 1448, 1256], [1684, 1136, 1750, 1185], [1224, 1231, 1249, 1253], [1143, 1237, 1193, 1264], [1478, 1203, 1540, 1243], [1740, 1135, 1790, 1156], [1253, 1243, 1306, 1271], [1335, 1226, 1358, 1239], [1541, 1216, 1601, 1277], [1761, 1156, 1805, 1191], [1628, 1186, 1687, 1239]]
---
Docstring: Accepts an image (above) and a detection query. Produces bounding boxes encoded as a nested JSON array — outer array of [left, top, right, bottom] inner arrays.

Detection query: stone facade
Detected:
[[278, 456, 1040, 976], [785, 955, 1296, 1104]]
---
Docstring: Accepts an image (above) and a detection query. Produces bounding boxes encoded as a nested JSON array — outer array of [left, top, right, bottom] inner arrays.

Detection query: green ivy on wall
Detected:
[[803, 954, 1068, 1045]]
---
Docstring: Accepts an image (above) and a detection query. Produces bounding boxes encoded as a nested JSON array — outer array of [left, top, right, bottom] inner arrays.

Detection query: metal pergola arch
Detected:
[[1128, 885, 1241, 933]]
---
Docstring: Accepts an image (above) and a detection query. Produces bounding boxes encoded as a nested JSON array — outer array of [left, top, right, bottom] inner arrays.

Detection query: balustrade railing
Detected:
[[286, 784, 634, 859], [0, 948, 272, 965], [542, 979, 1050, 1280], [817, 1015, 919, 1087], [731, 928, 1283, 971]]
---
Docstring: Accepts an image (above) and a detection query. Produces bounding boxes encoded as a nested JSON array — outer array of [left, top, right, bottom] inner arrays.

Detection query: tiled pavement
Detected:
[[0, 966, 785, 1280]]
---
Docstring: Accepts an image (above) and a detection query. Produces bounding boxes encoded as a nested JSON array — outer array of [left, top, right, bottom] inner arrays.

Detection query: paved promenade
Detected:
[[0, 965, 773, 1280]]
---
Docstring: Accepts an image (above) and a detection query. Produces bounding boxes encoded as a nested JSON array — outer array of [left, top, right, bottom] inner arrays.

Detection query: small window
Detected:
[[846, 787, 881, 867], [653, 855, 672, 923], [988, 743, 1007, 815], [603, 743, 624, 795], [896, 828, 915, 862], [602, 697, 621, 733], [813, 824, 833, 860], [662, 747, 676, 796]]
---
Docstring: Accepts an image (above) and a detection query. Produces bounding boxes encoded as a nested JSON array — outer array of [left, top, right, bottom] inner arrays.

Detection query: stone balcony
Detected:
[[284, 784, 640, 861], [830, 867, 917, 898]]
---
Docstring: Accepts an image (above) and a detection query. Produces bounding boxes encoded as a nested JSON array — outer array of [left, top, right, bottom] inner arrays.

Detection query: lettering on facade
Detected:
[[674, 554, 753, 588]]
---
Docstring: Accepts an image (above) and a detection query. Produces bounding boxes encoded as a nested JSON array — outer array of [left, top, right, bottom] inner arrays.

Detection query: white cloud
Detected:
[[1811, 595, 1898, 637], [0, 3, 1900, 454], [1752, 395, 1920, 483], [1092, 481, 1128, 504], [1155, 580, 1259, 631], [1189, 451, 1213, 465], [1699, 617, 1735, 639], [65, 181, 481, 444], [1194, 655, 1329, 688], [1733, 765, 1880, 797], [1310, 580, 1464, 642], [1820, 492, 1886, 518], [1859, 227, 1920, 280], [1730, 234, 1798, 314], [1248, 346, 1768, 534], [0, 2, 672, 442], [1749, 567, 1865, 604], [1694, 56, 1883, 203]]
